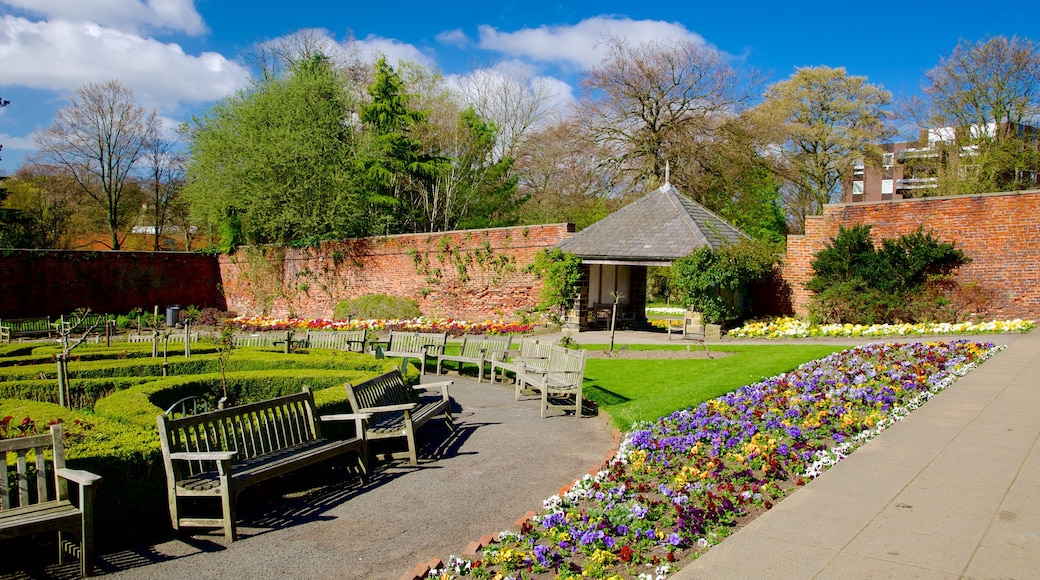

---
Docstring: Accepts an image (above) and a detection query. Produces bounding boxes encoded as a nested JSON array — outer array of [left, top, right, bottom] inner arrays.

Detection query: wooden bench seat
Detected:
[[0, 317, 53, 342], [344, 370, 453, 465], [1, 424, 102, 577], [376, 332, 447, 375], [435, 334, 512, 382], [489, 338, 553, 384], [516, 345, 588, 418], [156, 387, 369, 541]]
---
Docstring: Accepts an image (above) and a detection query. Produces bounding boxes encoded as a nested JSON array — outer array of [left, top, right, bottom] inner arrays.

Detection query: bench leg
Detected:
[[221, 490, 237, 542]]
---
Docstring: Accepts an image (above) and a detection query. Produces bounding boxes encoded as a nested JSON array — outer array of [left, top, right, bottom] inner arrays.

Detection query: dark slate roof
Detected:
[[556, 183, 748, 262]]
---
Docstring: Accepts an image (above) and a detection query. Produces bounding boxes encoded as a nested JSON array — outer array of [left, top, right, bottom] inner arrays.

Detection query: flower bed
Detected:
[[226, 316, 535, 336], [729, 316, 1035, 339], [425, 340, 1000, 579]]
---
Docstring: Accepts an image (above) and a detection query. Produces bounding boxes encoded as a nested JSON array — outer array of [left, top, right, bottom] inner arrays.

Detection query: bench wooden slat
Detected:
[[1, 425, 101, 576], [380, 332, 447, 375], [156, 387, 368, 542], [344, 370, 453, 465], [435, 334, 513, 382], [516, 345, 587, 418]]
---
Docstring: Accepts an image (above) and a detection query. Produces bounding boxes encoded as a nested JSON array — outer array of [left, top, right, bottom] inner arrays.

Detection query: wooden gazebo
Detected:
[[556, 182, 748, 329]]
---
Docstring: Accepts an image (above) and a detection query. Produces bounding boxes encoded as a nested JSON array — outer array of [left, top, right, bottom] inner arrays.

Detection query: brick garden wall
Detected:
[[783, 190, 1040, 320], [218, 224, 574, 321], [0, 250, 226, 319]]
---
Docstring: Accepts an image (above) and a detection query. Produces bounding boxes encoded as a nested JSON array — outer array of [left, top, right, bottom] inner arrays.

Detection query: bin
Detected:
[[166, 305, 181, 327]]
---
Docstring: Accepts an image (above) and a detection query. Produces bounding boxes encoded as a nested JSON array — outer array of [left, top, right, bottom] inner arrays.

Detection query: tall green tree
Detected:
[[754, 67, 893, 233], [356, 57, 447, 234], [904, 36, 1040, 194], [184, 53, 367, 247]]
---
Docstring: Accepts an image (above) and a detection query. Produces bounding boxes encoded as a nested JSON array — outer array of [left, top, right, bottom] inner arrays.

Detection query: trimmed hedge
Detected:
[[0, 399, 162, 540], [1, 348, 403, 541]]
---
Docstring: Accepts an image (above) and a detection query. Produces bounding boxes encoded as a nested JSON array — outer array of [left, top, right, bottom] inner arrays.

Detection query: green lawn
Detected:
[[582, 344, 852, 428]]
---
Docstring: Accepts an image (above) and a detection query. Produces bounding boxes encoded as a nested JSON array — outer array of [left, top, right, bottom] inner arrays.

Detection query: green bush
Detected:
[[671, 239, 781, 325], [333, 294, 422, 320], [523, 248, 583, 319], [806, 224, 971, 324], [0, 399, 163, 539]]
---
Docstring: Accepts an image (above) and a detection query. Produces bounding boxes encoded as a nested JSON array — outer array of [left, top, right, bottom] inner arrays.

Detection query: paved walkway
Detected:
[[674, 329, 1040, 579], [33, 376, 616, 580]]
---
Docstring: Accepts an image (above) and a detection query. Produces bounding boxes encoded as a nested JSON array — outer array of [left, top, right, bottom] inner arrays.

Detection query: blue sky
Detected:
[[1, 0, 1038, 172]]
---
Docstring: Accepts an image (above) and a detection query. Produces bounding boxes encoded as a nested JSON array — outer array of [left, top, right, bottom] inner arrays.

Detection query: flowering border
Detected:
[[226, 316, 535, 336], [425, 340, 1002, 579], [729, 316, 1035, 339]]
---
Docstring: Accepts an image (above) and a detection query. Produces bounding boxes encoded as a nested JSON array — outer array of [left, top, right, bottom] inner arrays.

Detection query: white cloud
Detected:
[[477, 16, 706, 69], [435, 28, 469, 48], [350, 33, 435, 68], [0, 132, 35, 151], [0, 16, 250, 110], [0, 0, 206, 35]]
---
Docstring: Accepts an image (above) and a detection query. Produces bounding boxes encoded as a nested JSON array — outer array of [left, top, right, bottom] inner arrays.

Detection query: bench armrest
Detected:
[[422, 344, 445, 356], [319, 413, 372, 421], [358, 403, 417, 413], [56, 468, 102, 487], [416, 380, 452, 401], [170, 451, 237, 461]]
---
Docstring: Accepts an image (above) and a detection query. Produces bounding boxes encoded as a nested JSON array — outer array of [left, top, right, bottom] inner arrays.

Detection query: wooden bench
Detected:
[[489, 338, 553, 384], [344, 370, 453, 466], [0, 317, 53, 342], [303, 330, 367, 352], [230, 332, 282, 348], [435, 334, 512, 382], [156, 387, 369, 542], [1, 424, 102, 577], [376, 332, 447, 375], [516, 345, 588, 418]]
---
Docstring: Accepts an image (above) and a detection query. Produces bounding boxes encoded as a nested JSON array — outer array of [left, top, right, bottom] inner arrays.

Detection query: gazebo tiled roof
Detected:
[[556, 182, 748, 264]]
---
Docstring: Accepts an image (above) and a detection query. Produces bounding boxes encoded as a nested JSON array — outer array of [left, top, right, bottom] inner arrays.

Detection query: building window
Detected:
[[881, 179, 893, 194], [852, 181, 864, 196], [882, 153, 895, 169]]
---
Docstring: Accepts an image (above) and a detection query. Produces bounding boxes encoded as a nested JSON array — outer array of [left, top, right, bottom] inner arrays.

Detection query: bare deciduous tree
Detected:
[[33, 79, 158, 250], [141, 128, 185, 250], [454, 63, 559, 160], [578, 36, 760, 191]]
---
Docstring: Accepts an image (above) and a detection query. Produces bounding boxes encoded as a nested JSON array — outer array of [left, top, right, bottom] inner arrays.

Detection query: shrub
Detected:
[[671, 239, 781, 325], [0, 399, 163, 539], [333, 294, 422, 320], [807, 224, 971, 324], [523, 248, 583, 320]]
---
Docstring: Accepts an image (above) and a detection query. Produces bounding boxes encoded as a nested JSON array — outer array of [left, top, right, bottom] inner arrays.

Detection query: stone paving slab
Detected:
[[674, 330, 1039, 579]]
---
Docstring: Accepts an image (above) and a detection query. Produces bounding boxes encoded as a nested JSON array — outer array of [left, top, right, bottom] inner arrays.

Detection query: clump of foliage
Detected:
[[524, 248, 583, 321], [806, 224, 971, 324], [671, 239, 781, 325], [333, 294, 422, 320]]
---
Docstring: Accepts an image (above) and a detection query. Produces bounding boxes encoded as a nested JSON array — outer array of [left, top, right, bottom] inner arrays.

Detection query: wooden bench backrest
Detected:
[[2, 317, 52, 336], [544, 346, 587, 380], [1, 424, 66, 510], [344, 371, 414, 419], [305, 330, 365, 350], [386, 332, 447, 355], [232, 333, 280, 347], [476, 334, 512, 357], [518, 339, 552, 359], [156, 389, 320, 476]]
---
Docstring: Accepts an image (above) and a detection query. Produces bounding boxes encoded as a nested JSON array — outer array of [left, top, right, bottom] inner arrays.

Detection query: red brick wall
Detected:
[[0, 250, 226, 318], [218, 224, 574, 320], [784, 190, 1040, 319]]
